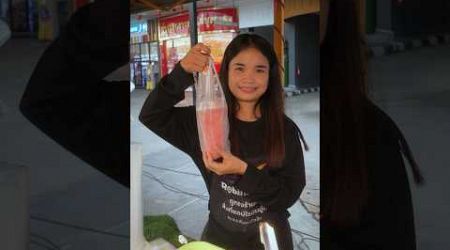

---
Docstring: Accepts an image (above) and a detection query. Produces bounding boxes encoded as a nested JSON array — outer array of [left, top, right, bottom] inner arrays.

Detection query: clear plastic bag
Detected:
[[195, 58, 230, 154]]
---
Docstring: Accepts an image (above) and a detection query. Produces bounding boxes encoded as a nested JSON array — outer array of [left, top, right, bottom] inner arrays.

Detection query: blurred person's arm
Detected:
[[19, 0, 130, 187], [0, 18, 11, 47]]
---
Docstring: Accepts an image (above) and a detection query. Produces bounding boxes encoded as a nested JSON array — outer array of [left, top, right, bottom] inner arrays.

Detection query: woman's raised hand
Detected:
[[180, 43, 211, 73]]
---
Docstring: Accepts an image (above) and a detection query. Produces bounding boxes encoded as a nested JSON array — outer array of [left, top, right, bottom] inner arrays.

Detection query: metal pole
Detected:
[[273, 0, 285, 86], [189, 0, 198, 45], [189, 0, 198, 105]]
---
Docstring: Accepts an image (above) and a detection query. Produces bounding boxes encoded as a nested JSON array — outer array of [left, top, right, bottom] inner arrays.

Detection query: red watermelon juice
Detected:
[[197, 106, 227, 157]]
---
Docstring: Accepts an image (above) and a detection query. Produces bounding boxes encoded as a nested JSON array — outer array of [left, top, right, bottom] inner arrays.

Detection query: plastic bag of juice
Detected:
[[195, 57, 230, 156]]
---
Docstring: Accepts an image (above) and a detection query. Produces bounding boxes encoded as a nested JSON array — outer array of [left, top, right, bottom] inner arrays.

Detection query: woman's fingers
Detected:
[[191, 55, 209, 71], [203, 150, 246, 175], [192, 61, 207, 72], [202, 151, 225, 175], [191, 53, 209, 68], [203, 152, 212, 165], [208, 157, 220, 168], [202, 151, 214, 168], [202, 151, 207, 163], [194, 43, 211, 55], [212, 150, 233, 163], [180, 43, 210, 73], [216, 149, 230, 158]]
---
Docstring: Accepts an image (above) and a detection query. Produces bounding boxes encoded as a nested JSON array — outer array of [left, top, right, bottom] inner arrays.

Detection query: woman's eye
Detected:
[[256, 69, 266, 73], [235, 67, 244, 72]]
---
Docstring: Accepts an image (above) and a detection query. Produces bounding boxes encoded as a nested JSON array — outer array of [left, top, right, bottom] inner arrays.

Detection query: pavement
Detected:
[[0, 37, 319, 250], [2, 34, 448, 250], [0, 38, 129, 250], [368, 42, 450, 249], [367, 32, 450, 57], [131, 88, 320, 250]]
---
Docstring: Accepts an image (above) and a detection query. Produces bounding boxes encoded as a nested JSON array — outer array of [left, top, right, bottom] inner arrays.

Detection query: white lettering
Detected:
[[221, 181, 248, 196], [221, 203, 267, 217], [229, 199, 257, 209], [227, 216, 263, 225]]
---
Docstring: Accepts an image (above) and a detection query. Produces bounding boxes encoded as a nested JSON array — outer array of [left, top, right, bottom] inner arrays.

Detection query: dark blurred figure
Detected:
[[19, 0, 130, 187], [320, 0, 424, 249], [0, 18, 11, 47]]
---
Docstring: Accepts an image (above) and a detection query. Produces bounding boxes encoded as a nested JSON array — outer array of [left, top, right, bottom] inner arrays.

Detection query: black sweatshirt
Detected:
[[139, 62, 306, 238], [19, 0, 130, 187]]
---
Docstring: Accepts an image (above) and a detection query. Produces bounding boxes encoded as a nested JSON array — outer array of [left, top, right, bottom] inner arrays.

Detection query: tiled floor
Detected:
[[368, 45, 450, 249]]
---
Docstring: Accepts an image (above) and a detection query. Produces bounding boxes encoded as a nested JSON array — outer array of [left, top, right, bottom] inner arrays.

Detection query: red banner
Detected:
[[158, 8, 238, 40], [159, 13, 189, 40], [198, 8, 238, 32], [160, 41, 168, 76]]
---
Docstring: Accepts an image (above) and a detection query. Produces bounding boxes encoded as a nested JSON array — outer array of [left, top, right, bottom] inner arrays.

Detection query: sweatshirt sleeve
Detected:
[[19, 0, 130, 187], [139, 62, 199, 157], [236, 119, 306, 211]]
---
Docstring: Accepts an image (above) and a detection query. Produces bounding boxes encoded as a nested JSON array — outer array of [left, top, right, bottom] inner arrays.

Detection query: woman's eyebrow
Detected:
[[232, 62, 268, 68], [232, 62, 245, 67]]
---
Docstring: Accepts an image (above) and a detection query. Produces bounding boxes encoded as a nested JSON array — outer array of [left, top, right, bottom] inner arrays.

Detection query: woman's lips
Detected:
[[239, 86, 257, 93]]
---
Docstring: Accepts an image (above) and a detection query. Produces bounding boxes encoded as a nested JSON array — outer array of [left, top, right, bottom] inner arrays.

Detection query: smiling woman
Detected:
[[139, 34, 308, 250]]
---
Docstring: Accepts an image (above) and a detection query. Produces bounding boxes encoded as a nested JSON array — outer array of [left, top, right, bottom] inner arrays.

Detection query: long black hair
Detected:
[[219, 33, 285, 167], [320, 0, 370, 227], [321, 0, 423, 228]]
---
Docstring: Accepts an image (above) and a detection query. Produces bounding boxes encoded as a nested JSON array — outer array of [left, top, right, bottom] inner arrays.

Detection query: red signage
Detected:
[[158, 8, 238, 40], [160, 42, 168, 76], [198, 8, 239, 32], [159, 13, 190, 40]]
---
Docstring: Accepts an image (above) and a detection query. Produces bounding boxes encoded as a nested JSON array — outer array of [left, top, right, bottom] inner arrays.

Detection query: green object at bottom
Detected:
[[178, 241, 225, 250], [144, 215, 183, 247], [143, 215, 221, 249]]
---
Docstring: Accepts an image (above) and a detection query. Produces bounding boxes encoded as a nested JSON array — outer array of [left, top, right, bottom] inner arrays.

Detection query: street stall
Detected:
[[159, 7, 238, 76]]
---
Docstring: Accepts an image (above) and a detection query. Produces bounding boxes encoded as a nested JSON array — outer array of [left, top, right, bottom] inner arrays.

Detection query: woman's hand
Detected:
[[202, 150, 248, 176], [180, 43, 211, 73]]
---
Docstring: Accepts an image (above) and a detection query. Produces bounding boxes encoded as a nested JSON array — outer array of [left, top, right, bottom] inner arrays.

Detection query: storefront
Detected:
[[158, 12, 190, 77], [1, 0, 87, 40], [5, 0, 37, 33], [130, 18, 160, 90], [159, 7, 239, 76], [130, 7, 238, 90]]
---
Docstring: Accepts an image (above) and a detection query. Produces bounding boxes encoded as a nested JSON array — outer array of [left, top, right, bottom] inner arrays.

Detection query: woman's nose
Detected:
[[241, 70, 256, 83]]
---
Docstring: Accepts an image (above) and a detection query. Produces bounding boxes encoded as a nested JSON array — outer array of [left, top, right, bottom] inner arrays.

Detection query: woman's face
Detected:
[[227, 47, 270, 105]]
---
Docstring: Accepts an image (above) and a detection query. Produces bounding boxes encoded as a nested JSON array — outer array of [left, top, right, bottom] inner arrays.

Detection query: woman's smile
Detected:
[[238, 85, 258, 94]]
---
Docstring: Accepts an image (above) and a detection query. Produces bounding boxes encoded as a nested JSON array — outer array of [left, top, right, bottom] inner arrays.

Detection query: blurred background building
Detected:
[[130, 0, 320, 92], [0, 0, 94, 40]]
